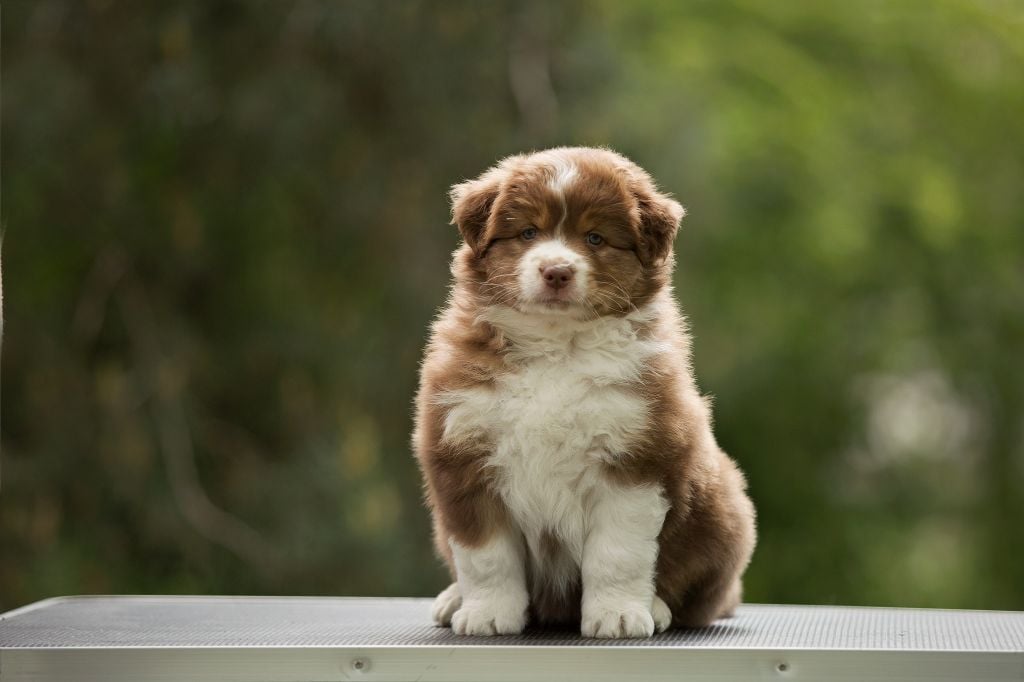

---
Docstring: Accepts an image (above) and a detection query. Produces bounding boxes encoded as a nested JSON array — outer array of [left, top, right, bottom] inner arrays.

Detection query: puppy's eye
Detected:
[[586, 232, 604, 246], [521, 227, 538, 241]]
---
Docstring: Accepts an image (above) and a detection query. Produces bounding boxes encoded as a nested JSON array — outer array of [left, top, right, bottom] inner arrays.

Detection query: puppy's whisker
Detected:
[[592, 276, 634, 308]]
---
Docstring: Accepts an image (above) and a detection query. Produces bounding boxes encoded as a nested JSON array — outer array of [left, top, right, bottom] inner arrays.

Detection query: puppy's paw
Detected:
[[581, 599, 655, 639], [652, 595, 672, 633], [450, 593, 528, 636], [431, 583, 462, 626]]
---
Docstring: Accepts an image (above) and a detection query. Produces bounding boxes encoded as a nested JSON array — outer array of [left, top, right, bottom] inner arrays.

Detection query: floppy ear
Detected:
[[630, 171, 685, 266], [449, 168, 505, 257]]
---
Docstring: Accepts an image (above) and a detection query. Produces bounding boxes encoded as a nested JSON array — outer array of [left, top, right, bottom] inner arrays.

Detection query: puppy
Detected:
[[414, 147, 755, 638]]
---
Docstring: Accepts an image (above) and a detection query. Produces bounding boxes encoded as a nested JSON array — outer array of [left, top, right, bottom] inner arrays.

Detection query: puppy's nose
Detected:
[[541, 264, 574, 290]]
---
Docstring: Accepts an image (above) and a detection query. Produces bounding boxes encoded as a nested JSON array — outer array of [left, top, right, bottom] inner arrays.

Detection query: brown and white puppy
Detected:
[[414, 147, 755, 638]]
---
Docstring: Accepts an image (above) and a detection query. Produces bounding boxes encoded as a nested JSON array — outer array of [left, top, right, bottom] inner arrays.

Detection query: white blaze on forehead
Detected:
[[547, 156, 578, 234], [548, 156, 578, 194], [517, 238, 591, 303]]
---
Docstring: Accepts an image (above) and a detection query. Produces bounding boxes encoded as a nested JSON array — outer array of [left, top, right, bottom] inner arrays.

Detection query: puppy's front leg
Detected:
[[450, 526, 529, 636], [581, 483, 669, 638]]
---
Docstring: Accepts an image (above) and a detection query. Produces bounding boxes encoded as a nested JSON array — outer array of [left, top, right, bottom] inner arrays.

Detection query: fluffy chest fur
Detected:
[[439, 307, 666, 569]]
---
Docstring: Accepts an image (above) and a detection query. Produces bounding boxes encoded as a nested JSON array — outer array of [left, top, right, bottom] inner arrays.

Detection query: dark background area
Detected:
[[2, 0, 1023, 612]]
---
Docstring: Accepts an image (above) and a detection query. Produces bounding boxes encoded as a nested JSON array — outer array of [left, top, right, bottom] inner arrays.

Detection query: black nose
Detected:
[[541, 264, 574, 290]]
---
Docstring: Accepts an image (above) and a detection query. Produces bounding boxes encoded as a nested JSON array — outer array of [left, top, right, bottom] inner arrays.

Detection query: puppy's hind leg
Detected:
[[674, 573, 743, 628], [431, 582, 462, 626], [718, 577, 742, 619], [652, 594, 672, 633]]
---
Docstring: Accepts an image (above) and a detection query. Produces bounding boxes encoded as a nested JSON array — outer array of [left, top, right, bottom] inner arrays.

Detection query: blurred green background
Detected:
[[3, 0, 1023, 613]]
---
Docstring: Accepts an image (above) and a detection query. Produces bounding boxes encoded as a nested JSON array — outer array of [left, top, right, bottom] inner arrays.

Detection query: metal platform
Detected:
[[1, 596, 1022, 681]]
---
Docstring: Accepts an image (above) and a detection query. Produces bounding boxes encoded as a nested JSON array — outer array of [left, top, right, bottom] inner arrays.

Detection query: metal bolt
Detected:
[[777, 661, 790, 673], [352, 657, 370, 673]]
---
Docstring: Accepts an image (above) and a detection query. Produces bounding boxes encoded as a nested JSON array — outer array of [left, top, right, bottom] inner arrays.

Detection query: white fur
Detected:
[[652, 594, 672, 633], [431, 582, 462, 626], [516, 239, 591, 306], [580, 484, 669, 638], [545, 153, 577, 233], [547, 155, 578, 197], [439, 303, 671, 637], [449, 531, 529, 635]]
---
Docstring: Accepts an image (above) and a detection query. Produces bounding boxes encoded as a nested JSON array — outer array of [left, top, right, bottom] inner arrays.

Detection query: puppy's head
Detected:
[[450, 147, 684, 317]]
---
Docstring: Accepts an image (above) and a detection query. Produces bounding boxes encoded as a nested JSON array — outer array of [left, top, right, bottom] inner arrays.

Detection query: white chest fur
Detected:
[[439, 307, 666, 575]]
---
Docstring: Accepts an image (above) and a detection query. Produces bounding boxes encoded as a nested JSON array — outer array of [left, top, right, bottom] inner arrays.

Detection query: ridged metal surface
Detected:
[[2, 597, 1023, 651]]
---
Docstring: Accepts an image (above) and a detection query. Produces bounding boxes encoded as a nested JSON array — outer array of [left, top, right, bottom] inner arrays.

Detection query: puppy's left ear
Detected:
[[622, 165, 688, 266], [630, 172, 686, 266]]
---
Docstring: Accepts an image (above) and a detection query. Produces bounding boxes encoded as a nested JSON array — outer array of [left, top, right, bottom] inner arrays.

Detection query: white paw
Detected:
[[582, 599, 656, 639], [431, 583, 462, 626], [450, 594, 528, 636], [652, 595, 672, 633]]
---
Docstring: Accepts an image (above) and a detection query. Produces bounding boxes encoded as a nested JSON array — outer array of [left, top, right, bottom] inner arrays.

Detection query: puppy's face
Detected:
[[450, 148, 684, 317]]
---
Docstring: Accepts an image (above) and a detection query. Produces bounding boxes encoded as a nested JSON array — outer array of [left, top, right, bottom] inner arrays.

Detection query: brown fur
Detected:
[[414, 147, 756, 629]]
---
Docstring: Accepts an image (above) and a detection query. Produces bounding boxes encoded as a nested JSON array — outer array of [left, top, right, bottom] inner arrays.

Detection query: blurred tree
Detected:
[[2, 0, 1022, 611]]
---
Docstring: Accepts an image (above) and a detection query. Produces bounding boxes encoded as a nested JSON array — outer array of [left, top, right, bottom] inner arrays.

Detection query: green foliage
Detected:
[[3, 0, 1022, 611]]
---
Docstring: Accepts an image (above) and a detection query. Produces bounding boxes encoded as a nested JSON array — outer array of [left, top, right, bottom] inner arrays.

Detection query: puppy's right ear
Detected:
[[450, 160, 516, 257], [449, 176, 498, 256]]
